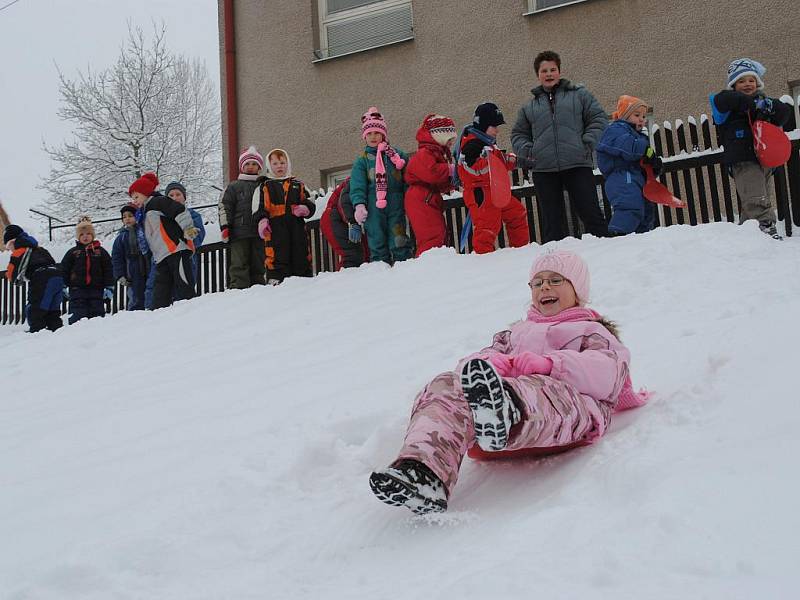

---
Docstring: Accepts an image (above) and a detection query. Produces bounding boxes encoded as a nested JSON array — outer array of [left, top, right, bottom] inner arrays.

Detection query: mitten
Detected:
[[183, 226, 199, 240], [354, 204, 368, 225], [754, 97, 774, 116], [257, 218, 271, 240], [488, 353, 514, 377], [505, 152, 517, 169], [103, 287, 114, 300], [118, 276, 129, 287], [62, 287, 70, 300], [292, 205, 311, 218], [347, 223, 362, 244], [220, 226, 230, 243], [513, 352, 553, 376]]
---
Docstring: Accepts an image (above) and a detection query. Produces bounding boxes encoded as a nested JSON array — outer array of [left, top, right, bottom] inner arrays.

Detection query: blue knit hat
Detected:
[[727, 58, 765, 90]]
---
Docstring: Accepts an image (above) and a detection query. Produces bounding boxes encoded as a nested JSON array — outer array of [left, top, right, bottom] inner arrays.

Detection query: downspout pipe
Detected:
[[223, 0, 239, 181]]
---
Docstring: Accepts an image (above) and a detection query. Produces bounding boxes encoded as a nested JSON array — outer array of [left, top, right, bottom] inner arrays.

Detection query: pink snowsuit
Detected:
[[395, 307, 642, 496]]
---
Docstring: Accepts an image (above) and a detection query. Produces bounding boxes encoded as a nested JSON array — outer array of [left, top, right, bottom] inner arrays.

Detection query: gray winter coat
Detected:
[[511, 78, 608, 173], [218, 174, 264, 240]]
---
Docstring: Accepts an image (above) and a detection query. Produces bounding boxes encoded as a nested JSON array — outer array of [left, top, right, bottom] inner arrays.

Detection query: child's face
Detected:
[[129, 192, 148, 207], [365, 131, 384, 148], [529, 270, 578, 316], [626, 107, 647, 130], [5, 239, 15, 252], [734, 76, 759, 96], [269, 153, 288, 178], [242, 161, 261, 175], [167, 189, 186, 204], [485, 125, 499, 138], [537, 61, 561, 89], [121, 212, 136, 226], [78, 231, 94, 245]]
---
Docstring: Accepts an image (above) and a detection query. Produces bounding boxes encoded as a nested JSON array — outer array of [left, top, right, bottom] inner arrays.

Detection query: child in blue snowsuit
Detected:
[[597, 95, 663, 235], [112, 204, 153, 311]]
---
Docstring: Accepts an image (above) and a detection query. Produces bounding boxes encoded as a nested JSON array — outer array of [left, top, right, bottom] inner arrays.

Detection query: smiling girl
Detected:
[[369, 250, 648, 515]]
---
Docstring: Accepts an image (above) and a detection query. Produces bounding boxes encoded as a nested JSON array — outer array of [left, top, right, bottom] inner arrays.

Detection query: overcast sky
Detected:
[[0, 0, 220, 234]]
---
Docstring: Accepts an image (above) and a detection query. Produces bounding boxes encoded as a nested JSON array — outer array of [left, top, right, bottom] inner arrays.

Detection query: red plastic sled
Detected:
[[641, 163, 686, 209], [752, 119, 791, 168], [488, 151, 512, 208]]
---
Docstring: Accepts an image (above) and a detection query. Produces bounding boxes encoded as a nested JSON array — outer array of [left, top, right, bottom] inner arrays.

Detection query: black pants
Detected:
[[28, 267, 63, 332], [266, 217, 311, 282], [330, 212, 366, 269], [152, 250, 196, 310], [532, 167, 608, 242]]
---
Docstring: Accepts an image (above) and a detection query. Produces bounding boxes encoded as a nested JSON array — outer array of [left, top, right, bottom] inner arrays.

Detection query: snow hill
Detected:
[[2, 221, 799, 599]]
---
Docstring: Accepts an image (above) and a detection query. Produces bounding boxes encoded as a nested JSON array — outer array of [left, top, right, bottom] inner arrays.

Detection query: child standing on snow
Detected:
[[4, 224, 64, 332], [128, 172, 199, 309], [711, 58, 791, 240], [350, 107, 412, 264], [60, 218, 114, 324], [369, 250, 648, 514], [456, 102, 529, 254], [320, 178, 368, 270], [112, 204, 152, 310], [218, 147, 267, 287], [597, 95, 663, 235], [252, 148, 316, 285], [404, 114, 458, 257], [166, 181, 206, 288]]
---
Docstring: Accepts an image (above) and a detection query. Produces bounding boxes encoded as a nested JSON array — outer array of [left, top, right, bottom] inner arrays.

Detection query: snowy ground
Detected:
[[2, 221, 799, 599]]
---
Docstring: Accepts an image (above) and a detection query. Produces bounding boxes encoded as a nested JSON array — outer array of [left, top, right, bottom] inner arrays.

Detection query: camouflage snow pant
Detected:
[[396, 371, 613, 496]]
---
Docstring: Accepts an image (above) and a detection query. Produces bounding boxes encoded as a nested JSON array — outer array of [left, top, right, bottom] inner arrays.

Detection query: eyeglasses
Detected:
[[529, 276, 565, 289]]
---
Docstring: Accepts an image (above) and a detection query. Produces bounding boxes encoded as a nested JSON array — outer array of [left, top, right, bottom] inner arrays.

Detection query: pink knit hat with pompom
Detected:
[[361, 107, 388, 140], [529, 250, 591, 306]]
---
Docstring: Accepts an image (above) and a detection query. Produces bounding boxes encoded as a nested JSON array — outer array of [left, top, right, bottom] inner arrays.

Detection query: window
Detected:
[[790, 80, 800, 129], [314, 0, 414, 61], [525, 0, 591, 15], [323, 167, 351, 191]]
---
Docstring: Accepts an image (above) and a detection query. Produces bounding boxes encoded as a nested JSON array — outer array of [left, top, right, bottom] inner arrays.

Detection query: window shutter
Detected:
[[325, 3, 413, 58], [327, 0, 384, 14]]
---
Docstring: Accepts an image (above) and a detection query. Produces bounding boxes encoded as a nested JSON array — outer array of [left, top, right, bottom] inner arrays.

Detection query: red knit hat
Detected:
[[422, 114, 457, 146], [128, 172, 159, 197]]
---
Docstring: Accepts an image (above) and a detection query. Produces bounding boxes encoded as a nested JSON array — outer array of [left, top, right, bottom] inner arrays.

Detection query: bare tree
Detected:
[[39, 23, 221, 224]]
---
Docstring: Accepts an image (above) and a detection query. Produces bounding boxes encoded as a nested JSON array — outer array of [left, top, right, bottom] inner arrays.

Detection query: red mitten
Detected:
[[488, 353, 514, 377], [220, 226, 230, 243], [513, 352, 553, 376]]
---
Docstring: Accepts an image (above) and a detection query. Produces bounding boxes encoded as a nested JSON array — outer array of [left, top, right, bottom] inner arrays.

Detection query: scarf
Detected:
[[526, 306, 650, 411], [374, 142, 406, 209], [82, 240, 102, 286], [238, 173, 261, 181], [451, 125, 498, 188]]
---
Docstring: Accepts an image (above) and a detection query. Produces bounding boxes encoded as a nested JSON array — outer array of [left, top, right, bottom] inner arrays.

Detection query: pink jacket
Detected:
[[471, 307, 646, 410]]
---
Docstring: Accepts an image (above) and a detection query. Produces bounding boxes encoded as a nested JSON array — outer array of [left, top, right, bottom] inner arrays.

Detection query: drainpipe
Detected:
[[223, 0, 239, 182]]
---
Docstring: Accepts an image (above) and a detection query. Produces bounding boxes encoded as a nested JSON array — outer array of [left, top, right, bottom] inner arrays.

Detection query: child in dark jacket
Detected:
[[128, 172, 199, 309], [111, 204, 152, 310], [61, 218, 114, 324], [4, 224, 63, 332], [597, 95, 663, 235], [166, 181, 206, 287], [711, 58, 791, 239], [404, 114, 458, 257], [320, 178, 368, 270], [218, 146, 267, 288], [349, 107, 412, 264], [253, 148, 316, 284]]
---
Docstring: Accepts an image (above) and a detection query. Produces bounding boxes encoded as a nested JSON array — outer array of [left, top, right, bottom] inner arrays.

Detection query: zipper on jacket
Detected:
[[548, 91, 562, 170]]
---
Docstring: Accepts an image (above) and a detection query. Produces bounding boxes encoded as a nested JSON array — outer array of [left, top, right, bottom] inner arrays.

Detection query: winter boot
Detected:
[[369, 459, 447, 515], [461, 358, 521, 451], [759, 222, 783, 240]]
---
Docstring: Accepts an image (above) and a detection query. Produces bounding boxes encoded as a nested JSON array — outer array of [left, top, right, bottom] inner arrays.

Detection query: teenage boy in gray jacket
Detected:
[[512, 50, 609, 242]]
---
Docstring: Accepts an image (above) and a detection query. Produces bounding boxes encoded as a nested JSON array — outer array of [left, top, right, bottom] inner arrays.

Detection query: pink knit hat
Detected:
[[238, 145, 264, 172], [361, 107, 388, 140], [529, 250, 590, 305]]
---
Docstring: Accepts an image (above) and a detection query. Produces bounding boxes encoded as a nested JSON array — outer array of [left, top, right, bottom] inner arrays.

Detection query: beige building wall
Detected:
[[219, 0, 800, 188]]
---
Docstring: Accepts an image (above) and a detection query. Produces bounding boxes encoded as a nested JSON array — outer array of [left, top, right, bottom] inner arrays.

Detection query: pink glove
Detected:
[[257, 218, 271, 240], [292, 205, 311, 218], [512, 352, 553, 377], [377, 141, 388, 153], [354, 204, 368, 225], [488, 354, 514, 377]]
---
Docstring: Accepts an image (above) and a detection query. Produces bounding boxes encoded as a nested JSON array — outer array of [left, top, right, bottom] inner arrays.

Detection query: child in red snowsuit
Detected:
[[457, 102, 529, 254], [404, 114, 458, 257]]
